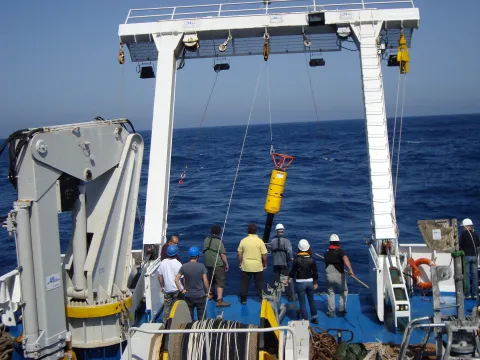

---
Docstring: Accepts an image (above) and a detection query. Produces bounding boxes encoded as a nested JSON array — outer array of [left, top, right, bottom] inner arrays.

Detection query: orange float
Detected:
[[407, 257, 436, 289]]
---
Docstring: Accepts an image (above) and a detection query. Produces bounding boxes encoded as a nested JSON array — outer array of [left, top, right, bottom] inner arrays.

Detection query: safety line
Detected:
[[394, 75, 407, 199], [202, 61, 265, 319], [303, 52, 369, 243], [167, 71, 220, 212]]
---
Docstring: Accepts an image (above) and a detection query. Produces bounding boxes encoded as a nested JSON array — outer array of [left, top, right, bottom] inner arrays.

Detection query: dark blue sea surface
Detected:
[[0, 114, 479, 295]]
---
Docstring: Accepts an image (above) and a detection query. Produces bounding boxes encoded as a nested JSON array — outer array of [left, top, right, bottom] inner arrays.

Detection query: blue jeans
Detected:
[[295, 281, 317, 320], [465, 256, 478, 298]]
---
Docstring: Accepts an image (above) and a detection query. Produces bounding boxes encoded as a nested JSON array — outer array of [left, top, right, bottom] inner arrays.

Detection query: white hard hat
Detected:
[[462, 218, 473, 227], [275, 223, 284, 231], [298, 239, 310, 252], [329, 234, 340, 242]]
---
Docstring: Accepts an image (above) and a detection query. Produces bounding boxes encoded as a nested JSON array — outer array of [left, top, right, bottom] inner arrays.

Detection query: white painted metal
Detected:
[[3, 120, 144, 355], [119, 7, 418, 62], [383, 255, 410, 327], [284, 320, 310, 360], [351, 22, 397, 242], [399, 243, 456, 293], [0, 269, 20, 326], [369, 246, 384, 321], [144, 258, 163, 321], [72, 184, 87, 291], [64, 127, 143, 347], [13, 202, 41, 350], [119, 2, 420, 327], [350, 20, 412, 326], [124, 0, 415, 24], [121, 323, 164, 360], [120, 5, 419, 249], [142, 34, 182, 245]]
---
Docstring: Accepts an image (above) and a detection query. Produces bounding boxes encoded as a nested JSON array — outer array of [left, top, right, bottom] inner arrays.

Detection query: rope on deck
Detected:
[[0, 327, 14, 360], [309, 327, 338, 360]]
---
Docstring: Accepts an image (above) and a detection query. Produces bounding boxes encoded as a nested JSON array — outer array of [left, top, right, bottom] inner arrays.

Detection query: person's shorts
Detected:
[[207, 266, 225, 288]]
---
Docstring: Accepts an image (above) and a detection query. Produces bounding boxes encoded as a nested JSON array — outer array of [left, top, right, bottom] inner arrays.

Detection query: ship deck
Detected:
[[176, 293, 479, 345]]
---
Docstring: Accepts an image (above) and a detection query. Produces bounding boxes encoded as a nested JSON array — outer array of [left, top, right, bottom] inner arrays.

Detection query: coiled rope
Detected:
[[171, 319, 258, 360], [309, 327, 338, 360], [0, 327, 14, 360]]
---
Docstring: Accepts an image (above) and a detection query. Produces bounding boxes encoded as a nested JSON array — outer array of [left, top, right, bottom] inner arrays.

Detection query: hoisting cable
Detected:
[[202, 61, 265, 319], [394, 75, 407, 200], [171, 319, 257, 359], [390, 70, 401, 165], [393, 30, 409, 199], [266, 62, 275, 154], [303, 52, 369, 244], [167, 70, 221, 211], [117, 47, 144, 233]]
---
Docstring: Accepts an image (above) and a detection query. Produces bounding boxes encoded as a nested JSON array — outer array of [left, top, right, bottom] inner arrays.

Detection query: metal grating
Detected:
[[126, 33, 341, 62], [127, 42, 158, 62], [185, 33, 341, 58], [381, 28, 413, 49], [124, 28, 412, 62]]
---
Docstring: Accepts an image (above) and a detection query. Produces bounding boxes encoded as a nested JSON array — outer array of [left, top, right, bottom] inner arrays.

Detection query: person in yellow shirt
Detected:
[[237, 223, 268, 305]]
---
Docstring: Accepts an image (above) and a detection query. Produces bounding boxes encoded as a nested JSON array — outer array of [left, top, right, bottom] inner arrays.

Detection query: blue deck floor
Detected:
[[199, 293, 478, 345]]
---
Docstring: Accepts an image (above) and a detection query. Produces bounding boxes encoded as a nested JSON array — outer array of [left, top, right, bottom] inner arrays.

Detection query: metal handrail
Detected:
[[127, 325, 298, 360], [125, 0, 415, 23]]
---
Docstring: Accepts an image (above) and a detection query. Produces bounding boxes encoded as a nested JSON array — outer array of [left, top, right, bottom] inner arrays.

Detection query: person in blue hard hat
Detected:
[[175, 246, 210, 320], [460, 218, 480, 299], [157, 244, 183, 323]]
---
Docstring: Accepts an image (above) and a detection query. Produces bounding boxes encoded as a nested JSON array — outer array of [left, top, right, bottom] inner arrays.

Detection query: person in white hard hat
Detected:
[[324, 234, 354, 317], [270, 223, 294, 301], [284, 239, 319, 324], [459, 218, 479, 299]]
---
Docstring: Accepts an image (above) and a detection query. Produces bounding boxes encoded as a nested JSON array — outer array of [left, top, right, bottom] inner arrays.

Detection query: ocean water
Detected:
[[0, 114, 479, 295]]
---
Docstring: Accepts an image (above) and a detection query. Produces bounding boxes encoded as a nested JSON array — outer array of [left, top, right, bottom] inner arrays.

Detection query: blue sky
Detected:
[[0, 0, 479, 137]]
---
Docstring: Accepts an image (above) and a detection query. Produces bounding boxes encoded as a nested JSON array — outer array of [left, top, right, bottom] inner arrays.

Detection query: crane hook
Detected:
[[263, 32, 270, 61], [219, 34, 232, 52]]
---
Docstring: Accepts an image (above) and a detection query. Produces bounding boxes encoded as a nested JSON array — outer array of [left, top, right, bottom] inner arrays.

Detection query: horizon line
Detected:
[[134, 112, 480, 132]]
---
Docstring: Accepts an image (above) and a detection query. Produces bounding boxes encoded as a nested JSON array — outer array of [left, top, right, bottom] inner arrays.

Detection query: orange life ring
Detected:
[[407, 257, 435, 289]]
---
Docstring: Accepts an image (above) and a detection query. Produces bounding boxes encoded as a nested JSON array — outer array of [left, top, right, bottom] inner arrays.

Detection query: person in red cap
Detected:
[[324, 234, 354, 318]]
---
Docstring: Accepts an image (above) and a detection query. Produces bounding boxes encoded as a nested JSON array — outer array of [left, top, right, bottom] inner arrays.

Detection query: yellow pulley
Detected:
[[397, 33, 409, 74], [118, 42, 125, 65]]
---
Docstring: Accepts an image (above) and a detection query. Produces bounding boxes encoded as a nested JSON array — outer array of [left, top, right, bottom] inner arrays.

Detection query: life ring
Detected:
[[407, 257, 435, 289]]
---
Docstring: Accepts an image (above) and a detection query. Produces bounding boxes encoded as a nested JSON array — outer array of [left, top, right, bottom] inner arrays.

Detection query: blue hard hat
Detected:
[[188, 246, 200, 258], [167, 245, 178, 257]]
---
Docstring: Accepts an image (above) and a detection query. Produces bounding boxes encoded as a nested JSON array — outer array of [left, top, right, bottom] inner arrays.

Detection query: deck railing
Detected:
[[125, 0, 415, 23]]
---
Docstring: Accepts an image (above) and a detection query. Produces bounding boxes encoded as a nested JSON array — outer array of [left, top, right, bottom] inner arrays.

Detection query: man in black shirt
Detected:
[[459, 218, 479, 299], [324, 234, 354, 317], [160, 236, 180, 261]]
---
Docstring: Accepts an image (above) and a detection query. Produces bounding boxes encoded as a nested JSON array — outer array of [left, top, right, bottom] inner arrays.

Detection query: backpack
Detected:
[[336, 342, 368, 360]]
